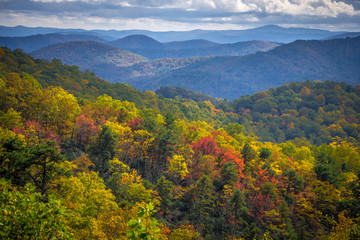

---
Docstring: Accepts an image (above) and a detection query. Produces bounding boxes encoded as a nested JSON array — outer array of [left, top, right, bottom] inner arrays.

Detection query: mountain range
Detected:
[[108, 35, 279, 59], [30, 36, 360, 100], [0, 24, 347, 43], [123, 37, 360, 99], [2, 24, 359, 100], [0, 33, 105, 52]]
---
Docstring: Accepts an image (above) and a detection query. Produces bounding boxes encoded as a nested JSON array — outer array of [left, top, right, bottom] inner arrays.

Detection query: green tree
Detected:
[[127, 202, 162, 240], [0, 180, 71, 240], [87, 125, 118, 178], [156, 176, 173, 214], [220, 162, 239, 188], [0, 138, 70, 195], [241, 143, 256, 164], [190, 175, 216, 235]]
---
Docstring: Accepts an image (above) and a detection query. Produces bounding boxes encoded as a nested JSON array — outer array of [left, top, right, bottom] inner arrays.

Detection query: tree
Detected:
[[259, 148, 272, 160], [230, 189, 249, 237], [74, 114, 100, 150], [314, 150, 341, 188], [127, 202, 163, 240], [169, 225, 200, 240], [0, 180, 71, 240], [241, 143, 256, 164], [168, 154, 189, 181], [87, 125, 117, 178], [36, 86, 80, 137], [220, 162, 239, 188], [156, 112, 180, 163], [156, 176, 174, 214], [0, 138, 70, 195], [59, 171, 118, 239], [190, 175, 216, 234], [106, 160, 157, 207]]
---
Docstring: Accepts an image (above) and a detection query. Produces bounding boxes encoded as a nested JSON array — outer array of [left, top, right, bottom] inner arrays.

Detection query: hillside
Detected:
[[126, 37, 360, 99], [115, 38, 279, 59], [0, 33, 106, 52], [31, 41, 149, 75], [221, 80, 360, 145], [4, 47, 360, 147], [156, 86, 221, 105], [163, 39, 218, 49], [1, 47, 360, 240], [29, 37, 279, 82], [0, 47, 232, 123], [109, 34, 165, 49], [31, 41, 208, 81], [323, 32, 360, 40]]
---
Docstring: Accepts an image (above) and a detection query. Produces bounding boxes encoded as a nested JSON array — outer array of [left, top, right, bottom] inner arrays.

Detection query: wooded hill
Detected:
[[29, 37, 360, 100], [1, 47, 360, 240], [108, 35, 279, 59], [0, 33, 106, 52], [129, 37, 360, 99]]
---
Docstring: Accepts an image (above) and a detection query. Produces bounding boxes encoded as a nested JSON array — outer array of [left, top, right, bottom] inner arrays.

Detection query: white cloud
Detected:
[[1, 0, 358, 31], [29, 0, 359, 17]]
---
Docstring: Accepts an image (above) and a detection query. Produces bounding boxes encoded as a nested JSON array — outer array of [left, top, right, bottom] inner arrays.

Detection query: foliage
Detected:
[[1, 47, 360, 240], [0, 180, 72, 240], [127, 202, 162, 240]]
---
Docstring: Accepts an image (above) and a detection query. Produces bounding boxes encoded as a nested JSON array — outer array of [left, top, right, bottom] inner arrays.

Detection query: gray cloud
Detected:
[[0, 0, 359, 31]]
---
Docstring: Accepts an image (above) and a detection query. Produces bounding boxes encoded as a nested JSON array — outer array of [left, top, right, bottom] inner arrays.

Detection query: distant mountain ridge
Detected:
[[31, 41, 148, 70], [108, 35, 279, 59], [123, 37, 360, 99], [30, 37, 360, 100], [110, 34, 165, 49], [0, 24, 348, 43], [0, 33, 106, 52], [31, 41, 208, 81]]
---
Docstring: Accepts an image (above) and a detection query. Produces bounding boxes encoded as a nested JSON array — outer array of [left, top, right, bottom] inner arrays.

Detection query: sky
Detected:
[[1, 0, 360, 32]]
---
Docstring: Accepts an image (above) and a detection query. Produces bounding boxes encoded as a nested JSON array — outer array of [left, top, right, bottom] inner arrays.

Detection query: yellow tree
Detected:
[[36, 86, 80, 137], [168, 154, 189, 181], [59, 171, 118, 239]]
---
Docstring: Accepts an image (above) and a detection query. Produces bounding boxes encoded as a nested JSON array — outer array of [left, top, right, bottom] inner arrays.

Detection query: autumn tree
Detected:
[[0, 180, 72, 240]]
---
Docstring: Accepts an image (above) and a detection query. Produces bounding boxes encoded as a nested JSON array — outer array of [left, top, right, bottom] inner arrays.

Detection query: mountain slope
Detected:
[[109, 34, 165, 49], [323, 32, 360, 40], [124, 37, 360, 99], [163, 39, 218, 49], [31, 41, 206, 81], [31, 41, 148, 70], [118, 39, 279, 59], [0, 33, 106, 52]]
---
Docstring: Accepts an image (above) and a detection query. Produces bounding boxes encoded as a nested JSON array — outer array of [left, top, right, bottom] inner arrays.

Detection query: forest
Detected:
[[1, 47, 360, 240]]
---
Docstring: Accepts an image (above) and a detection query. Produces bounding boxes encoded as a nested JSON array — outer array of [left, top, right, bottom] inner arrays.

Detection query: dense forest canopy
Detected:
[[1, 47, 360, 240]]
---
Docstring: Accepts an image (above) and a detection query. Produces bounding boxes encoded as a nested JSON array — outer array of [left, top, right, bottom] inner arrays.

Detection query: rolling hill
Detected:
[[0, 33, 106, 52], [109, 34, 165, 49], [31, 40, 207, 81], [123, 37, 360, 99], [109, 35, 279, 59], [31, 41, 149, 71]]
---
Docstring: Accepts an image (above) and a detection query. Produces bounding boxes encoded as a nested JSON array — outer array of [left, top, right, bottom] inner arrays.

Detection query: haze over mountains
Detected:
[[1, 24, 359, 100], [129, 37, 360, 99], [0, 24, 346, 43]]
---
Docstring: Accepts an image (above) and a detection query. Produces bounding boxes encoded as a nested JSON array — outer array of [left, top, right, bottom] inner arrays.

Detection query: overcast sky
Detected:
[[1, 0, 360, 31]]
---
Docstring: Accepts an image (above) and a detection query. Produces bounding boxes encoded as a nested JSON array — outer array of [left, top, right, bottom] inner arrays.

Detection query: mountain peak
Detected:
[[110, 34, 164, 49]]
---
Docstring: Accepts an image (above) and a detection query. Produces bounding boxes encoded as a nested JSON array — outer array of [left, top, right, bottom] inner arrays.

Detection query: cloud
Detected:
[[1, 0, 359, 31], [28, 0, 359, 16]]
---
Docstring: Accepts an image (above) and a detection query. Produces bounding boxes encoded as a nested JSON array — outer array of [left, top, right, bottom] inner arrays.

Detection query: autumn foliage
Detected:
[[1, 48, 360, 239]]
